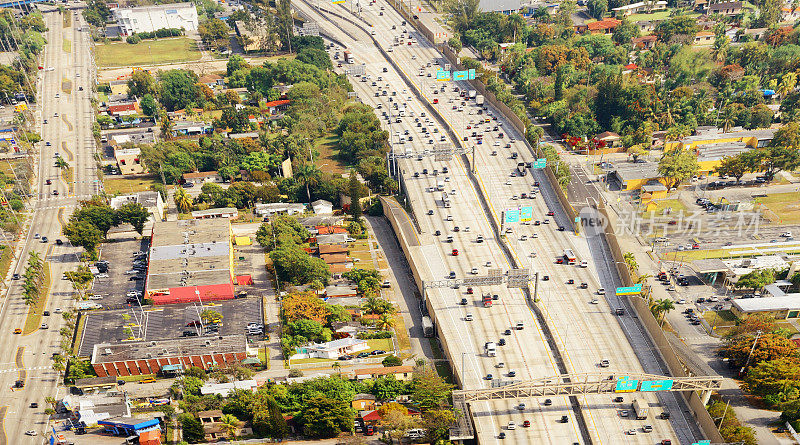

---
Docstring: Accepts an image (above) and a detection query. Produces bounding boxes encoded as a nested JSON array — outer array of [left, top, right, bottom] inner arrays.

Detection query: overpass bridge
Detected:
[[450, 372, 724, 441]]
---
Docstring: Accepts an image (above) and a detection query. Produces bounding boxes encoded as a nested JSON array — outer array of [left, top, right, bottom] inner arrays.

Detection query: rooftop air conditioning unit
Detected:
[[104, 348, 112, 355]]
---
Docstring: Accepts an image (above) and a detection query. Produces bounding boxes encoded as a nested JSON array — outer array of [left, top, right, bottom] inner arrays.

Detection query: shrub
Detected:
[[357, 330, 392, 339], [126, 34, 141, 44], [382, 355, 402, 367]]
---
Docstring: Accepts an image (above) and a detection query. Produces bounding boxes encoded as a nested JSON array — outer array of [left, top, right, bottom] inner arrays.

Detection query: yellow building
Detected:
[[664, 128, 776, 174], [610, 162, 667, 191]]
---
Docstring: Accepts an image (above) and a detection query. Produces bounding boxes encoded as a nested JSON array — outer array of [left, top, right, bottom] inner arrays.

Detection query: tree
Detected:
[[140, 94, 160, 119], [116, 203, 150, 234], [216, 107, 251, 133], [174, 187, 193, 213], [198, 18, 230, 51], [376, 313, 395, 331], [412, 365, 455, 410], [294, 163, 321, 202], [448, 36, 462, 54], [611, 18, 640, 45], [276, 0, 294, 52], [179, 413, 205, 443], [587, 0, 608, 19], [658, 149, 698, 190], [627, 144, 648, 162], [296, 47, 333, 70], [270, 244, 330, 285], [63, 219, 104, 252], [381, 408, 418, 443], [348, 171, 362, 219], [422, 408, 456, 442], [382, 355, 402, 367], [296, 396, 353, 438], [127, 69, 157, 98], [744, 358, 800, 406], [219, 414, 240, 438], [714, 155, 751, 183], [200, 309, 223, 324], [158, 70, 199, 112], [734, 269, 775, 291], [654, 14, 699, 42], [722, 332, 799, 370], [650, 298, 675, 326], [55, 155, 69, 171], [283, 291, 330, 324]]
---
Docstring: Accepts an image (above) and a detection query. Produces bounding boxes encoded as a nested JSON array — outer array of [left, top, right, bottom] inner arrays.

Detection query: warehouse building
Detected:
[[91, 335, 250, 377], [145, 219, 235, 304], [112, 3, 198, 35]]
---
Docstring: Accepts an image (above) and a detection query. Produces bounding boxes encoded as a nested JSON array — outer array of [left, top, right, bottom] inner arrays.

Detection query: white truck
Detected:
[[343, 50, 354, 64], [77, 302, 102, 310], [476, 94, 485, 106], [469, 90, 477, 99], [632, 398, 649, 419], [485, 341, 497, 357]]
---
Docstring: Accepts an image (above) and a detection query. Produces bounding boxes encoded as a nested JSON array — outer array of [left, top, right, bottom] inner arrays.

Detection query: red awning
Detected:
[[236, 275, 253, 286]]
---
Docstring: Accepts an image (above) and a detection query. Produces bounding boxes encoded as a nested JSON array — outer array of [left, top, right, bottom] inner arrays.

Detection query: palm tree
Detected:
[[362, 295, 382, 314], [376, 313, 395, 331], [331, 361, 342, 377], [219, 414, 240, 438], [623, 252, 638, 274], [654, 298, 675, 326], [294, 163, 321, 202], [55, 156, 69, 171], [173, 187, 193, 213], [719, 106, 736, 133]]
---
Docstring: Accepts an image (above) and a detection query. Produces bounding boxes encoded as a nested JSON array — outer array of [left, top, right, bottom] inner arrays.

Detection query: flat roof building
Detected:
[[91, 335, 249, 377], [112, 3, 198, 35], [478, 0, 521, 13], [731, 294, 800, 319], [145, 219, 234, 304], [610, 162, 663, 191]]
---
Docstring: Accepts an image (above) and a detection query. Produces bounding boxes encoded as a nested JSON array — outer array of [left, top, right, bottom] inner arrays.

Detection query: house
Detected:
[[263, 99, 291, 115], [359, 410, 383, 426], [594, 131, 621, 147], [317, 233, 349, 245], [694, 31, 715, 45], [708, 1, 742, 16], [612, 0, 667, 15], [632, 35, 657, 49], [112, 3, 198, 35], [113, 147, 145, 175], [353, 366, 415, 381], [316, 225, 348, 235], [198, 74, 224, 89], [107, 102, 139, 120], [198, 409, 252, 441], [742, 27, 766, 40], [302, 337, 369, 359], [254, 202, 307, 216], [191, 207, 238, 219], [352, 394, 377, 410], [227, 131, 259, 141], [182, 171, 222, 186], [586, 18, 621, 34], [636, 20, 655, 33], [321, 253, 351, 266], [172, 121, 213, 137], [110, 191, 165, 223], [200, 380, 258, 397], [319, 244, 348, 255], [311, 199, 334, 215], [74, 376, 119, 395]]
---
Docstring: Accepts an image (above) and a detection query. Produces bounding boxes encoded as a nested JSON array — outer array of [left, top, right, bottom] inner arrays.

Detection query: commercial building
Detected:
[[91, 335, 250, 377], [98, 416, 163, 445], [112, 3, 199, 35], [172, 121, 213, 137], [695, 141, 752, 174], [145, 219, 235, 304], [477, 0, 521, 14], [730, 294, 800, 319], [664, 128, 775, 152], [609, 162, 663, 191], [113, 147, 145, 175]]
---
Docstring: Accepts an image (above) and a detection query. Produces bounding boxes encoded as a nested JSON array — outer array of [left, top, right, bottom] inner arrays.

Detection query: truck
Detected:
[[482, 294, 493, 307], [563, 249, 577, 265], [484, 341, 497, 357], [469, 90, 477, 99], [343, 50, 354, 64], [442, 192, 451, 208], [475, 94, 484, 106], [632, 398, 649, 420], [436, 181, 445, 191], [77, 302, 102, 310], [422, 316, 434, 337], [517, 162, 527, 176]]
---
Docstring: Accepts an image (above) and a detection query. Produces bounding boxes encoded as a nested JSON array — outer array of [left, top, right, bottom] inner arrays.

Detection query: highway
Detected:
[[0, 5, 97, 443], [297, 0, 703, 443]]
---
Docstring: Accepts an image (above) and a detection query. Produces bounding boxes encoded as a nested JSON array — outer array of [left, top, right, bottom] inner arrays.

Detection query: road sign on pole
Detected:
[[468, 69, 476, 80], [533, 158, 547, 169]]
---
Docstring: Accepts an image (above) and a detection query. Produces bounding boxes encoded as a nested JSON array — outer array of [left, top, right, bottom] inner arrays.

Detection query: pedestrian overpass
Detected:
[[449, 372, 724, 441]]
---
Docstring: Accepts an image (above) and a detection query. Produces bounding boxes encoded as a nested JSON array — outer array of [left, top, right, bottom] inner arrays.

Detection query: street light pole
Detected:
[[741, 330, 763, 375]]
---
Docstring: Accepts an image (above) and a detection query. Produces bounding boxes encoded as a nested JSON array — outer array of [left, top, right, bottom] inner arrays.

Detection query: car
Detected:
[[547, 211, 555, 216], [338, 355, 354, 361], [661, 441, 672, 445], [522, 420, 530, 427], [43, 311, 49, 316], [620, 410, 629, 417], [460, 298, 468, 305], [492, 294, 499, 300], [498, 338, 506, 346], [452, 249, 459, 256], [357, 352, 370, 358], [643, 425, 653, 433], [12, 273, 19, 280], [54, 308, 62, 313], [542, 275, 549, 281], [613, 396, 624, 403], [30, 402, 38, 408], [498, 432, 506, 439], [25, 431, 37, 436], [41, 236, 48, 243], [504, 329, 512, 335], [129, 276, 143, 281], [53, 190, 59, 195], [486, 373, 493, 380], [371, 350, 386, 355], [13, 328, 21, 334], [580, 282, 588, 289], [509, 370, 517, 377], [427, 210, 433, 215], [560, 415, 569, 423], [626, 429, 637, 435], [471, 267, 478, 274], [599, 359, 610, 367], [465, 314, 474, 321]]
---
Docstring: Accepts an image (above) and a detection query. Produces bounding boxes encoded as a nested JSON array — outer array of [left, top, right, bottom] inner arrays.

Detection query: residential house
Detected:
[[586, 18, 621, 34], [198, 410, 252, 441], [317, 233, 349, 245], [191, 207, 238, 219], [352, 394, 377, 410], [319, 244, 348, 255], [315, 225, 348, 235], [198, 73, 224, 89], [182, 171, 222, 186], [200, 380, 258, 397], [113, 147, 145, 175], [300, 337, 369, 360], [742, 27, 766, 40], [311, 199, 334, 214], [172, 121, 213, 137], [612, 0, 667, 15], [264, 99, 291, 115], [254, 202, 307, 216], [708, 1, 742, 16], [632, 35, 657, 50], [110, 191, 165, 223], [353, 366, 415, 381], [166, 108, 205, 121], [359, 410, 383, 426], [636, 20, 655, 33], [325, 285, 358, 298], [478, 0, 521, 14], [694, 31, 715, 45], [595, 131, 621, 147], [107, 102, 139, 121], [227, 131, 259, 141]]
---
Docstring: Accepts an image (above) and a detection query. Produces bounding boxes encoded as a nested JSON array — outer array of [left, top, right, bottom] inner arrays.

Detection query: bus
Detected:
[[563, 249, 577, 265]]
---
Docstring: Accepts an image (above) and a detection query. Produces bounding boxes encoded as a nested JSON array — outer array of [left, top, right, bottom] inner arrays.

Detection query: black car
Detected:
[[544, 399, 552, 406], [370, 350, 386, 355], [43, 311, 49, 316], [613, 396, 624, 403], [357, 352, 370, 358], [30, 402, 38, 408], [504, 329, 512, 335], [55, 239, 63, 245], [542, 275, 549, 281], [129, 276, 143, 281], [498, 338, 506, 346], [12, 273, 19, 280], [182, 330, 198, 337], [338, 355, 353, 360]]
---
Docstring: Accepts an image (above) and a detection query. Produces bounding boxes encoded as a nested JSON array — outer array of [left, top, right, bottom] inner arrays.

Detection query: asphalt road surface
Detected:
[[0, 5, 98, 443]]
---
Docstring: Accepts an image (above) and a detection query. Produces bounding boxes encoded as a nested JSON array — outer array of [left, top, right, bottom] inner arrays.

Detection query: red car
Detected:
[[547, 211, 555, 216], [692, 243, 700, 249], [556, 258, 564, 264], [433, 98, 438, 104], [365, 425, 375, 436], [452, 249, 459, 256], [466, 287, 473, 294], [522, 420, 530, 427]]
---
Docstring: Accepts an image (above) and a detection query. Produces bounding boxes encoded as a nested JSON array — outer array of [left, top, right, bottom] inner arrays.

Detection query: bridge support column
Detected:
[[701, 389, 713, 405]]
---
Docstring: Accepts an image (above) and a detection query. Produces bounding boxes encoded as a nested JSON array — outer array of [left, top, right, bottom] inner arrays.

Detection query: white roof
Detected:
[[732, 295, 800, 312], [200, 379, 257, 396], [307, 337, 367, 352]]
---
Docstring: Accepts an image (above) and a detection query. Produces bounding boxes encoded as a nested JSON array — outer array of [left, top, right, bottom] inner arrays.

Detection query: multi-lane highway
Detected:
[[295, 1, 703, 443], [0, 5, 97, 442]]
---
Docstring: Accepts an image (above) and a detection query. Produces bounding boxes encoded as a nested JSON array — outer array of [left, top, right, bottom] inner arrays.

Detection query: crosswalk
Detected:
[[0, 366, 50, 374]]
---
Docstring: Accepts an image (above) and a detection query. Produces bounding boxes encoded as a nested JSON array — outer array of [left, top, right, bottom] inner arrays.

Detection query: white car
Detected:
[[782, 232, 793, 238], [95, 273, 109, 278], [579, 261, 588, 268], [88, 295, 103, 300], [590, 298, 599, 304], [465, 314, 473, 321], [25, 430, 37, 436], [471, 267, 478, 275], [507, 421, 516, 430], [677, 299, 686, 304]]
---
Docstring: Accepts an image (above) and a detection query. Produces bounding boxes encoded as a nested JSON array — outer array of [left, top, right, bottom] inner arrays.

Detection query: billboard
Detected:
[[615, 284, 643, 295]]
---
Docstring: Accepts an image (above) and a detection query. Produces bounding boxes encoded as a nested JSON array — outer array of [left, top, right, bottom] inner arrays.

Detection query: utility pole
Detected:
[[741, 330, 763, 375]]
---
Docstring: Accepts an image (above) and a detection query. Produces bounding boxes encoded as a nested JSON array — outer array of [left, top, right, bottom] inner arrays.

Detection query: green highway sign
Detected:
[[436, 70, 451, 81], [533, 158, 547, 169]]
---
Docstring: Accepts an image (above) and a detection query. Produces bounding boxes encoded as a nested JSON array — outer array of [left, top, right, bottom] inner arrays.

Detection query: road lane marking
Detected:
[[0, 405, 7, 445]]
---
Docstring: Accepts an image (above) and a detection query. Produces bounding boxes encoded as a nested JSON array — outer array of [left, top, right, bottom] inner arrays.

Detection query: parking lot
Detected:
[[91, 233, 149, 308], [78, 297, 263, 357]]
